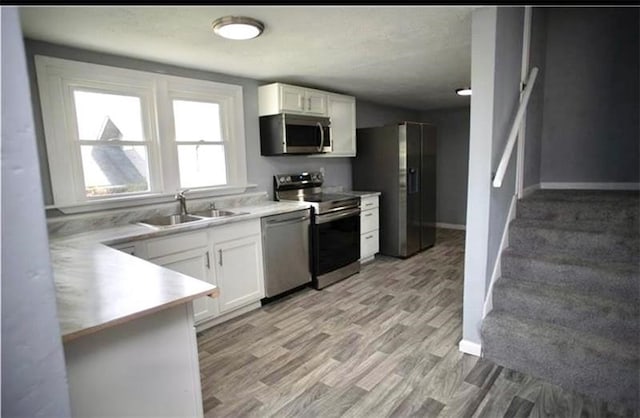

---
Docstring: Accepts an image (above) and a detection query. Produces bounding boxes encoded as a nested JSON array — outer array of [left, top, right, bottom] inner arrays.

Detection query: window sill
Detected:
[[46, 184, 258, 215]]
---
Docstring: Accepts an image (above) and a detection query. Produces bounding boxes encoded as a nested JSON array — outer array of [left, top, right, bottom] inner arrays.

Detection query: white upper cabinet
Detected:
[[259, 82, 357, 158], [325, 93, 356, 157], [259, 83, 327, 116]]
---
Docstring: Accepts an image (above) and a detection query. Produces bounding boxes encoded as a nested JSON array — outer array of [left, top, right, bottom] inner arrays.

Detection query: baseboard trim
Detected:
[[540, 182, 640, 191], [522, 183, 540, 197], [459, 339, 482, 357], [195, 301, 261, 333], [436, 222, 466, 230]]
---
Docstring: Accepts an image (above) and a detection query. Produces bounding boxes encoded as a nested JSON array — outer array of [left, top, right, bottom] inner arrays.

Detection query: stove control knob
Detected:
[[286, 176, 292, 182], [279, 176, 286, 183]]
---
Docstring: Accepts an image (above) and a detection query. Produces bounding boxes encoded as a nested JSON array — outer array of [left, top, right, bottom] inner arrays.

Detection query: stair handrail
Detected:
[[492, 67, 539, 188]]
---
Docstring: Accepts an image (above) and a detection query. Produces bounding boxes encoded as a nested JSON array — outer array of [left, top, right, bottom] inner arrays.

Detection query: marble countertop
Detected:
[[345, 190, 382, 198], [51, 200, 311, 342]]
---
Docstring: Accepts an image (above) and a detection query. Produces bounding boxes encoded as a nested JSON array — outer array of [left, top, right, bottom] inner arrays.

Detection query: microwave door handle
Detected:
[[317, 121, 324, 152]]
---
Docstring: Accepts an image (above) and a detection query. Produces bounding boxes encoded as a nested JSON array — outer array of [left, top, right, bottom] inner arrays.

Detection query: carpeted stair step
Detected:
[[481, 311, 639, 408], [509, 218, 639, 264], [492, 277, 639, 342], [517, 194, 639, 230], [501, 248, 639, 304]]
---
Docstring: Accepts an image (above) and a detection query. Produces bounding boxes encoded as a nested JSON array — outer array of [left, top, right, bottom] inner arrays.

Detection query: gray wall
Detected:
[[24, 40, 354, 203], [523, 7, 547, 189], [25, 41, 426, 204], [462, 6, 524, 347], [356, 100, 421, 128], [421, 107, 470, 226], [539, 8, 639, 183], [2, 8, 71, 417], [486, 7, 524, 284]]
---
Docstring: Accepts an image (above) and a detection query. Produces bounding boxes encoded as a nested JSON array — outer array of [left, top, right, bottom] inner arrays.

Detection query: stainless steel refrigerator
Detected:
[[352, 121, 436, 258]]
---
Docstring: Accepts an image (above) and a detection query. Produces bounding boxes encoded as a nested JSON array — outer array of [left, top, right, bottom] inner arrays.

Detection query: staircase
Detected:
[[481, 189, 640, 409]]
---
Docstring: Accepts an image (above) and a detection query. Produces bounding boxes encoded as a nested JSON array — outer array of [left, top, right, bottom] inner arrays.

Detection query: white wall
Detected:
[[461, 6, 524, 350], [1, 8, 71, 417]]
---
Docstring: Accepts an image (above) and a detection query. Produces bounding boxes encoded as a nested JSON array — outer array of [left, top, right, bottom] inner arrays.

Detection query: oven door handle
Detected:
[[321, 204, 360, 215], [316, 207, 360, 224]]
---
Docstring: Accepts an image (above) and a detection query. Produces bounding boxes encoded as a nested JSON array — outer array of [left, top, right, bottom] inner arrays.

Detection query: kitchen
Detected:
[[4, 5, 479, 418]]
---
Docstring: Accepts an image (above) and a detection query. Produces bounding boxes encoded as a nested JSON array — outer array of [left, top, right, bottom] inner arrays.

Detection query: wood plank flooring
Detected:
[[197, 229, 638, 418]]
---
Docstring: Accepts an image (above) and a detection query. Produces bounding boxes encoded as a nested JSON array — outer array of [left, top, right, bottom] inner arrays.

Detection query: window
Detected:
[[172, 99, 226, 188], [73, 90, 151, 197], [34, 55, 247, 210]]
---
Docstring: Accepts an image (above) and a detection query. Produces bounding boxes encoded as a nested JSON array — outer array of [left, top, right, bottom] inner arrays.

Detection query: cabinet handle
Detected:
[[365, 235, 374, 239], [308, 97, 311, 110], [206, 251, 211, 269], [365, 213, 373, 217], [218, 249, 223, 266], [365, 203, 373, 207]]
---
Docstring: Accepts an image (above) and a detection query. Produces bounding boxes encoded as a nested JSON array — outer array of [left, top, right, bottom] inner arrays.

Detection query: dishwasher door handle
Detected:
[[265, 215, 310, 227]]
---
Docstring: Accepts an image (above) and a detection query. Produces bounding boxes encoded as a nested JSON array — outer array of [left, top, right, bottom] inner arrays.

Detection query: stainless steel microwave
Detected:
[[259, 113, 331, 155]]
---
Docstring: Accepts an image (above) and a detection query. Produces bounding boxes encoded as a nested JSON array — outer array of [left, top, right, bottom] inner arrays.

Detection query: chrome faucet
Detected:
[[175, 189, 190, 215]]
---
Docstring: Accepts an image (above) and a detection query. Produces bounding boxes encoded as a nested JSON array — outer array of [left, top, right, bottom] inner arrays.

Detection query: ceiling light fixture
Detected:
[[456, 87, 472, 96], [212, 16, 264, 40]]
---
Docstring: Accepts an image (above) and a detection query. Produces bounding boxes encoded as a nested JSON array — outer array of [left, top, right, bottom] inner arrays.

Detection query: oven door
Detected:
[[313, 207, 360, 276]]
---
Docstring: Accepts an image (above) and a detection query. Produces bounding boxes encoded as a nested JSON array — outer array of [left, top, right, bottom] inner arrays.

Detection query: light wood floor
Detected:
[[197, 229, 638, 418]]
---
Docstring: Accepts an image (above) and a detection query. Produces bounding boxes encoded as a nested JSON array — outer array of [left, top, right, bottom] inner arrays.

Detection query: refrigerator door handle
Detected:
[[408, 168, 419, 194]]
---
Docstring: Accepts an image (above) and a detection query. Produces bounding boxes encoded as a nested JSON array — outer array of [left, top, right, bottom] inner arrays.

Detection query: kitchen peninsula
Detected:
[[49, 198, 309, 417], [52, 238, 217, 417]]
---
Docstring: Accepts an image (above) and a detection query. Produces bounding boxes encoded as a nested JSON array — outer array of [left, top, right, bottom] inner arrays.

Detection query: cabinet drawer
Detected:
[[361, 229, 379, 259], [360, 208, 379, 234], [146, 231, 209, 259], [361, 195, 379, 210]]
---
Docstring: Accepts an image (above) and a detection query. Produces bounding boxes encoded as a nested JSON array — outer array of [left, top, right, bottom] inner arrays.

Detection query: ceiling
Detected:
[[19, 6, 475, 111]]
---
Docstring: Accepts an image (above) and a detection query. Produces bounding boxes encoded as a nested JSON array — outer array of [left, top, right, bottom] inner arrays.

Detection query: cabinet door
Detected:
[[280, 85, 306, 113], [306, 91, 327, 115], [150, 248, 218, 324], [213, 234, 264, 314], [327, 94, 356, 156]]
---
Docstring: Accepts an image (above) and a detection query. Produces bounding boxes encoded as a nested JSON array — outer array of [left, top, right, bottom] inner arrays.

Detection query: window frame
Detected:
[[34, 55, 248, 213]]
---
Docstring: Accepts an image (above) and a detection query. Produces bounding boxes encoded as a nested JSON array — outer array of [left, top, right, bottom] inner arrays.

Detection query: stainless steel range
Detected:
[[274, 172, 360, 289]]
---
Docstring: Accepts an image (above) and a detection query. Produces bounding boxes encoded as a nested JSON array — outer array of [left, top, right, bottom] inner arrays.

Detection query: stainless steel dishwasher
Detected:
[[261, 209, 312, 299]]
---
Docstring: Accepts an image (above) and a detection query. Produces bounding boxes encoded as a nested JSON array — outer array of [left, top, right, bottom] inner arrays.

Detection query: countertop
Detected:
[[344, 190, 381, 198], [51, 200, 311, 343]]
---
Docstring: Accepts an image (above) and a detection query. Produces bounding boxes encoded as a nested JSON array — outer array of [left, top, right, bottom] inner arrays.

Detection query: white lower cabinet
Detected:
[[151, 247, 217, 324], [144, 231, 218, 324], [212, 221, 264, 314], [360, 195, 380, 262], [140, 219, 264, 329]]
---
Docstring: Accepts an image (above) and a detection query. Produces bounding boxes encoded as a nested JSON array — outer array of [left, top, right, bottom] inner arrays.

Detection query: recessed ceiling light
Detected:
[[456, 87, 472, 96], [212, 16, 264, 40]]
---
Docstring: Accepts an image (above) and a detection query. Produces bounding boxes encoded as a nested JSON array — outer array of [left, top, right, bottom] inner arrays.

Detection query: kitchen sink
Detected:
[[190, 209, 247, 218], [137, 214, 205, 228]]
